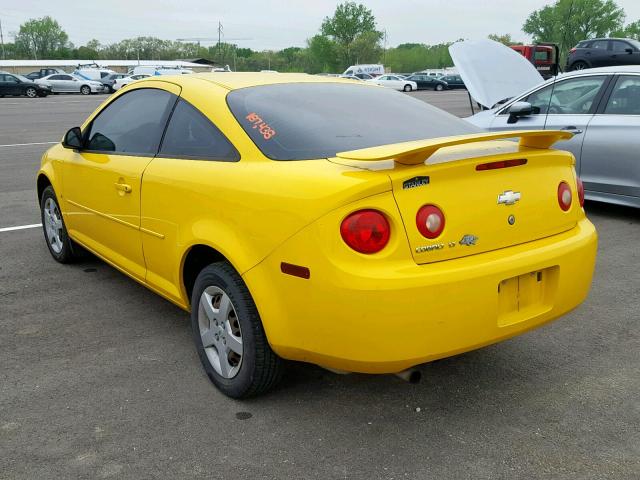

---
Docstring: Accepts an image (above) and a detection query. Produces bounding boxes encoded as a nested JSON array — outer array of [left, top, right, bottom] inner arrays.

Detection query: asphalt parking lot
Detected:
[[1, 91, 639, 480]]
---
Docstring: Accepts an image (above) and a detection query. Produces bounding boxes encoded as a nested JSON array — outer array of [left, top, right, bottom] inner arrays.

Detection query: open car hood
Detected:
[[449, 39, 544, 108]]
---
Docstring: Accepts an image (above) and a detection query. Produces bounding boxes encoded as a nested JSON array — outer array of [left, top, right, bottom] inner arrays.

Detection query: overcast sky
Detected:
[[3, 0, 640, 51]]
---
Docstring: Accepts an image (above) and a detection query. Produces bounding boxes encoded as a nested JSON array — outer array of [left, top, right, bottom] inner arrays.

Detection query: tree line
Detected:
[[2, 0, 639, 73]]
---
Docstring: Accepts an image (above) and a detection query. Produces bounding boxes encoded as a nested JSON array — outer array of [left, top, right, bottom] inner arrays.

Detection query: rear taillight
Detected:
[[558, 181, 572, 211], [340, 209, 390, 254], [416, 204, 445, 239], [569, 47, 577, 54], [577, 177, 585, 207]]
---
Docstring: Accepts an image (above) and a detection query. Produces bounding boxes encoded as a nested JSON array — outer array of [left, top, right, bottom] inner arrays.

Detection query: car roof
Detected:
[[136, 72, 378, 91], [559, 65, 640, 76]]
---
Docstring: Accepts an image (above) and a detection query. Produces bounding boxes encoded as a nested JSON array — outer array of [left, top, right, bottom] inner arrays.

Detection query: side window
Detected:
[[49, 75, 63, 80], [604, 76, 640, 115], [592, 41, 608, 50], [524, 76, 606, 114], [61, 75, 74, 80], [5, 75, 18, 83], [159, 100, 239, 161], [100, 72, 109, 78], [611, 41, 630, 52], [85, 88, 176, 155]]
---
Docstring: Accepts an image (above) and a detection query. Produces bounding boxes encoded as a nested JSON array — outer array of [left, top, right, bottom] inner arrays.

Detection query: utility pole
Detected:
[[0, 18, 6, 60], [382, 28, 387, 66]]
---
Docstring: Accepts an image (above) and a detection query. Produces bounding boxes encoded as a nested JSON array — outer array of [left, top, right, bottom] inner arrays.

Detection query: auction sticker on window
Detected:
[[245, 112, 277, 140]]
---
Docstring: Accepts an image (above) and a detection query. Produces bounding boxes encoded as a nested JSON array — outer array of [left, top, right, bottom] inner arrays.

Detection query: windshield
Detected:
[[227, 83, 478, 160], [15, 74, 32, 82], [629, 39, 640, 50]]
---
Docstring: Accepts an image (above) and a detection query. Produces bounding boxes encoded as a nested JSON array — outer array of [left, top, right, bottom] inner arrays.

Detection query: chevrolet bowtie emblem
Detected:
[[497, 190, 521, 205]]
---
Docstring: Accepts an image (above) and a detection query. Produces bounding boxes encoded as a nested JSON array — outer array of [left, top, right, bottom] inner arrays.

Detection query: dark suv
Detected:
[[567, 38, 640, 71]]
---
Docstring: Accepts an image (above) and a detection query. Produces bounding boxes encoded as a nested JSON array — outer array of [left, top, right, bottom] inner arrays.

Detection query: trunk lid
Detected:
[[332, 131, 580, 264]]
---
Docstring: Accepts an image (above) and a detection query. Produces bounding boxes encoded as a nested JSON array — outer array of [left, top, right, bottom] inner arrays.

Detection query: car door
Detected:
[[609, 40, 640, 66], [47, 74, 71, 92], [140, 98, 240, 303], [579, 74, 640, 200], [0, 74, 21, 95], [62, 85, 180, 280], [585, 40, 610, 67], [490, 75, 609, 161], [542, 75, 610, 161], [61, 75, 80, 92]]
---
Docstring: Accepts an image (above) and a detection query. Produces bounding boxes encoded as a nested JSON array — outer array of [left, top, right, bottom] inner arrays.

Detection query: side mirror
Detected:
[[625, 47, 634, 54], [507, 101, 533, 124], [63, 127, 83, 149]]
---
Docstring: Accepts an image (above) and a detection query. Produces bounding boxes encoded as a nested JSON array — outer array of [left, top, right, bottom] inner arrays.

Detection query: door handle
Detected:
[[114, 182, 132, 193], [561, 126, 583, 134]]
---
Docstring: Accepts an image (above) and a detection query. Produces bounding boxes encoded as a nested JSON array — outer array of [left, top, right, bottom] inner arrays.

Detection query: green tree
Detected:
[[488, 33, 518, 46], [13, 16, 71, 59], [523, 0, 625, 56], [613, 19, 640, 39], [319, 1, 382, 67]]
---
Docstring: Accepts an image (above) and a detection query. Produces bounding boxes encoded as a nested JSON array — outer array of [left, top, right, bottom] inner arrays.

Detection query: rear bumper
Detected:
[[243, 217, 597, 373]]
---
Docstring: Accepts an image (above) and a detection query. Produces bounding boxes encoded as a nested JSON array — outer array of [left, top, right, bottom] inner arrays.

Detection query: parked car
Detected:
[[339, 75, 363, 81], [130, 66, 193, 76], [37, 73, 596, 398], [352, 73, 373, 80], [404, 74, 448, 91], [113, 74, 152, 91], [24, 68, 66, 80], [440, 74, 466, 89], [0, 72, 52, 97], [466, 66, 640, 208], [366, 74, 417, 91], [101, 73, 128, 93], [567, 38, 640, 71], [35, 74, 105, 95]]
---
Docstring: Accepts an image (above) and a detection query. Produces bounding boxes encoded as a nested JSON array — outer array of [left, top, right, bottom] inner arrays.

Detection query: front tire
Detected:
[[40, 186, 77, 263], [80, 85, 91, 95], [403, 84, 412, 92], [435, 84, 444, 91], [191, 262, 283, 398], [25, 87, 37, 98]]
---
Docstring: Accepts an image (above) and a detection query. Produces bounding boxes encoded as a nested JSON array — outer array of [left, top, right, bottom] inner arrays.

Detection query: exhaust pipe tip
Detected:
[[394, 368, 422, 384]]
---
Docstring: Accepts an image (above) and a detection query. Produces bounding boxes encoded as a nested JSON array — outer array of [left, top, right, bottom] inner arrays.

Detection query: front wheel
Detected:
[[435, 84, 444, 91], [40, 186, 77, 263], [80, 85, 91, 95], [25, 87, 37, 98], [403, 84, 412, 92], [191, 262, 283, 398]]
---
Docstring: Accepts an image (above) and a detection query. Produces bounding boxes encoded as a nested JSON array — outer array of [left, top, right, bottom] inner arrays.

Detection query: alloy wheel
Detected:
[[43, 197, 64, 254], [198, 285, 243, 379]]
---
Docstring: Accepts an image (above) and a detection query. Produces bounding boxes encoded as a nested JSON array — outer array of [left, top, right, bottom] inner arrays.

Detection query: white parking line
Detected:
[[0, 223, 42, 233], [0, 142, 58, 148]]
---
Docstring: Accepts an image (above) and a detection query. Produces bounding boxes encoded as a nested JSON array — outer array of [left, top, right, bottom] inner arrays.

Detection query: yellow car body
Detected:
[[38, 73, 597, 377]]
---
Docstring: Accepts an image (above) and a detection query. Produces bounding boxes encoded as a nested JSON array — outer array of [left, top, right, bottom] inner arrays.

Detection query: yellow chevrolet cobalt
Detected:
[[37, 73, 597, 398]]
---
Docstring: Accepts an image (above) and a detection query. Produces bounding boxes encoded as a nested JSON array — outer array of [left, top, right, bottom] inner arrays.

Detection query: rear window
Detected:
[[226, 83, 478, 160]]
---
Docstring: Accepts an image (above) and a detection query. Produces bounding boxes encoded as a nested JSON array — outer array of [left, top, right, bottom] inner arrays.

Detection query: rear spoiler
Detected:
[[336, 130, 572, 165]]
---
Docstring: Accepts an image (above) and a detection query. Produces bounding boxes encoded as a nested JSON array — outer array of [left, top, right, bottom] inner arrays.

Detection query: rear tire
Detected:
[[80, 85, 91, 95], [25, 87, 37, 98], [570, 61, 588, 71], [403, 84, 412, 92], [40, 186, 77, 263], [191, 262, 283, 398]]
